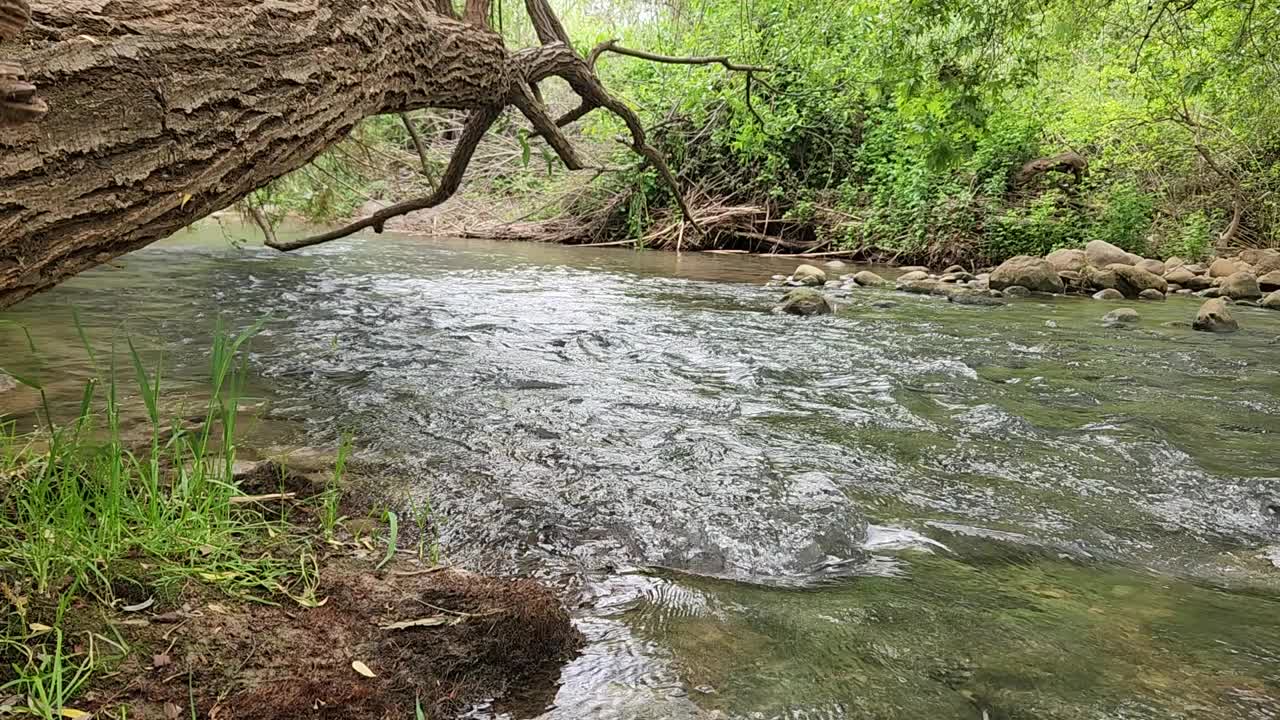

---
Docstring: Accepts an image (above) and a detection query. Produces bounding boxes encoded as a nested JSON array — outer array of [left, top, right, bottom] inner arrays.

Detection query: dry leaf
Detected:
[[60, 710, 92, 719], [121, 598, 155, 612], [28, 622, 53, 634], [380, 616, 453, 631], [152, 653, 172, 669], [351, 660, 376, 678], [163, 701, 182, 720]]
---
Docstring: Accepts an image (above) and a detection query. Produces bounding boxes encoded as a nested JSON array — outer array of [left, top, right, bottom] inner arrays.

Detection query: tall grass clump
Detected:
[[0, 319, 311, 719]]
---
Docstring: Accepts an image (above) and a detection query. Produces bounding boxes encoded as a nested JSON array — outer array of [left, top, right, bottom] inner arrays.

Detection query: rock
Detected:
[[1165, 256, 1186, 270], [947, 290, 1006, 306], [1208, 257, 1244, 278], [777, 288, 836, 316], [870, 299, 898, 309], [1002, 285, 1032, 297], [1105, 263, 1167, 297], [942, 264, 965, 274], [1138, 288, 1165, 301], [1085, 239, 1134, 268], [897, 280, 945, 296], [853, 270, 887, 287], [1199, 287, 1223, 298], [1257, 270, 1280, 292], [1237, 248, 1280, 274], [1183, 274, 1215, 291], [1167, 284, 1182, 292], [1262, 290, 1280, 310], [939, 271, 974, 283], [792, 264, 827, 286], [823, 260, 847, 269], [769, 274, 786, 282], [1193, 297, 1238, 333], [897, 270, 930, 283], [1184, 263, 1208, 275], [989, 256, 1064, 294], [1092, 288, 1124, 301], [1045, 248, 1088, 273], [1176, 288, 1194, 295], [824, 280, 841, 288], [1164, 267, 1196, 285], [1084, 266, 1119, 291], [1102, 308, 1140, 324], [1220, 271, 1262, 300], [1136, 258, 1166, 276], [900, 265, 931, 274]]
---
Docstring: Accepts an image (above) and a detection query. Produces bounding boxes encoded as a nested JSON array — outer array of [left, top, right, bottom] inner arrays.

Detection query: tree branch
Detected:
[[510, 83, 586, 169], [587, 39, 770, 73], [268, 106, 503, 252], [464, 0, 492, 28], [400, 111, 439, 189], [0, 2, 45, 125], [523, 0, 573, 46]]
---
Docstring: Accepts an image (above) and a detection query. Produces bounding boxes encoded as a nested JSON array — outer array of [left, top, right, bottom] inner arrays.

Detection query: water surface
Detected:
[[2, 220, 1279, 719]]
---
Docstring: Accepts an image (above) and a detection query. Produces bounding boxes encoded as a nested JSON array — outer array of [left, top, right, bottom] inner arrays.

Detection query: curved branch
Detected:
[[400, 112, 439, 189], [268, 105, 503, 252], [510, 83, 585, 169], [587, 39, 769, 73], [524, 0, 573, 46]]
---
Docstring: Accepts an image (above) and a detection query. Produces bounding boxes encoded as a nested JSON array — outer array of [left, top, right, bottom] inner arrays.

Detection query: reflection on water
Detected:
[[2, 220, 1279, 718]]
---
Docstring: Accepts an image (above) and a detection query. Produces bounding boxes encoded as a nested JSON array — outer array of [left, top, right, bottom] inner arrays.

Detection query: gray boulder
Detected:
[[777, 288, 836, 316], [947, 290, 1006, 306], [792, 264, 827, 286], [1220, 271, 1262, 300], [1086, 240, 1133, 268], [1164, 267, 1196, 285], [1105, 263, 1168, 297], [1092, 288, 1124, 301], [1138, 288, 1165, 301], [1046, 248, 1088, 273], [1002, 285, 1032, 297], [1193, 298, 1239, 333], [897, 270, 930, 283], [853, 270, 888, 287], [989, 256, 1064, 293]]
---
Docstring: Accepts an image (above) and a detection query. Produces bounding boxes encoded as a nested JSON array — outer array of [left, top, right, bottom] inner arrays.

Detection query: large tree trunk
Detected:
[[0, 1, 512, 308]]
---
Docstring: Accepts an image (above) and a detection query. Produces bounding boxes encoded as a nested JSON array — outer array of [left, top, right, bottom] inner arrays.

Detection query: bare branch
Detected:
[[523, 0, 573, 46], [268, 106, 503, 252], [400, 112, 439, 189], [510, 83, 586, 169], [588, 39, 769, 73]]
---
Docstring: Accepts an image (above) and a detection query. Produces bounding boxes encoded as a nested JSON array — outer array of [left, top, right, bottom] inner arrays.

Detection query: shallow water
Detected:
[[2, 220, 1279, 719]]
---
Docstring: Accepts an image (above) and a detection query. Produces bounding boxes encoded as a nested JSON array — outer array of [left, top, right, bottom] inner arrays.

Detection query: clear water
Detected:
[[2, 220, 1279, 719]]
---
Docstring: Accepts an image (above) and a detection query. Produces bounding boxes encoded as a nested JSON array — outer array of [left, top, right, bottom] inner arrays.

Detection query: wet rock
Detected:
[[1092, 288, 1124, 301], [1001, 285, 1032, 298], [1106, 263, 1168, 297], [1045, 248, 1087, 273], [1176, 288, 1194, 295], [1193, 297, 1238, 333], [769, 274, 786, 281], [1163, 267, 1196, 285], [1085, 239, 1133, 268], [1138, 288, 1165, 301], [1220, 271, 1262, 300], [1084, 266, 1119, 291], [853, 270, 888, 287], [776, 287, 836, 316], [1166, 283, 1182, 292], [989, 256, 1064, 294], [1161, 320, 1192, 328], [897, 280, 945, 296], [942, 264, 965, 274], [900, 265, 931, 274], [1209, 257, 1244, 278], [824, 280, 841, 288], [898, 270, 930, 283], [939, 271, 974, 283], [947, 291, 1006, 306], [870, 299, 898, 309], [1102, 308, 1140, 325], [823, 260, 847, 269], [792, 264, 827, 286], [1257, 270, 1280, 292], [1262, 290, 1280, 310]]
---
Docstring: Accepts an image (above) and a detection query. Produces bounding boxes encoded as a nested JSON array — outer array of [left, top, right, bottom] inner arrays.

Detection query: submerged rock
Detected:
[[853, 270, 888, 287], [1102, 308, 1140, 325], [824, 260, 847, 269], [1092, 288, 1124, 301], [1220, 271, 1263, 300], [777, 287, 836, 316], [989, 256, 1064, 294], [1138, 288, 1165, 301], [1002, 285, 1032, 298], [1085, 239, 1133, 268], [1193, 297, 1239, 333], [947, 291, 1006, 306], [792, 264, 827, 286]]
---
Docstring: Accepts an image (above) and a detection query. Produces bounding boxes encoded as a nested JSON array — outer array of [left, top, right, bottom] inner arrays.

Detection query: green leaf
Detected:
[[376, 511, 399, 570], [517, 130, 531, 168]]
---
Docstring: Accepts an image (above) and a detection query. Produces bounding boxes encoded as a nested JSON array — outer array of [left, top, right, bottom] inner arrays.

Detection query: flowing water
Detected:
[[3, 220, 1279, 719]]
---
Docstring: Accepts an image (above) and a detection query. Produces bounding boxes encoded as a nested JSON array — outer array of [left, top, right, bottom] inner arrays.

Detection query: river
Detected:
[[2, 219, 1279, 719]]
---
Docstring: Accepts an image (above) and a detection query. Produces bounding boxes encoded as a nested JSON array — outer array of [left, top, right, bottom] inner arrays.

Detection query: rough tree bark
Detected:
[[0, 0, 754, 308]]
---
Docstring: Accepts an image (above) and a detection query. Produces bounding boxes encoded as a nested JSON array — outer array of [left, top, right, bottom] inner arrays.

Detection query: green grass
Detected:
[[0, 321, 320, 719]]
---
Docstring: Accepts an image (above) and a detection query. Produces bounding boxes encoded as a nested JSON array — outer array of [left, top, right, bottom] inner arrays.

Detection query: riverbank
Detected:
[[0, 330, 578, 720]]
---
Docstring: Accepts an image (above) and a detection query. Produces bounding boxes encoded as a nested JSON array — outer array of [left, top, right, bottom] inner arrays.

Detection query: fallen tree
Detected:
[[0, 0, 756, 308]]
